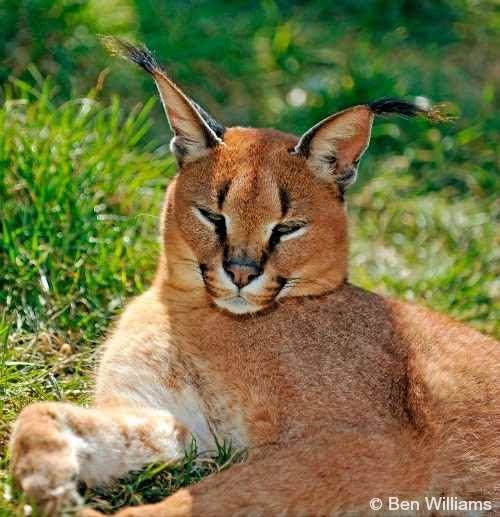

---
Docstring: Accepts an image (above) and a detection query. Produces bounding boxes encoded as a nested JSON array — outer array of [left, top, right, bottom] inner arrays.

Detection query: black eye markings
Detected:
[[279, 188, 290, 217], [268, 221, 306, 252], [197, 207, 226, 242], [198, 207, 224, 223], [273, 222, 305, 235], [217, 181, 231, 210], [268, 231, 281, 253], [196, 202, 306, 253]]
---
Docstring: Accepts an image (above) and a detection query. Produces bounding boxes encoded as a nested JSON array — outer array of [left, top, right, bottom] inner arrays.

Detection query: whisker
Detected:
[[176, 258, 200, 265], [290, 277, 340, 291], [170, 260, 204, 278]]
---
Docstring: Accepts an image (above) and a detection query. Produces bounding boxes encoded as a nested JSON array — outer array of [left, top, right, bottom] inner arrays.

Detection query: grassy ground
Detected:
[[0, 77, 498, 514]]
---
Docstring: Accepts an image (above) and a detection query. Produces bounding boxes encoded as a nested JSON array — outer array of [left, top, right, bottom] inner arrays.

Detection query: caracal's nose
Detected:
[[223, 258, 260, 288]]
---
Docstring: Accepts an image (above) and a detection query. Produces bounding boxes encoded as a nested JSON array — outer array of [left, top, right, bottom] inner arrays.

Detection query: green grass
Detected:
[[0, 79, 498, 514]]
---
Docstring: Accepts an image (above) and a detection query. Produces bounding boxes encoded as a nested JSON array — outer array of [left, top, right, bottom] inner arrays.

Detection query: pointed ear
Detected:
[[104, 38, 225, 164], [293, 97, 448, 191], [292, 106, 373, 189]]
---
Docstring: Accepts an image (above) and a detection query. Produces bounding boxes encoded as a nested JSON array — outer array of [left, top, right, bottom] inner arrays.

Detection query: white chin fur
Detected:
[[214, 296, 263, 315]]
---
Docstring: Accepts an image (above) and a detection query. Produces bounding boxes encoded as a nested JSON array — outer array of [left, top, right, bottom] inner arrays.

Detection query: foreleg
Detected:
[[10, 402, 190, 514]]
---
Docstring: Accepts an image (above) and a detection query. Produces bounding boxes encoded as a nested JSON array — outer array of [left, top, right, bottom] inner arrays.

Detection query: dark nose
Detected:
[[224, 259, 260, 288]]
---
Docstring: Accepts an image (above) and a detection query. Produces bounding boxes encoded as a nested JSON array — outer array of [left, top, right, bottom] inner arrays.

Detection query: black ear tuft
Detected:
[[101, 36, 160, 75], [368, 98, 424, 117], [103, 35, 226, 140], [367, 98, 451, 123]]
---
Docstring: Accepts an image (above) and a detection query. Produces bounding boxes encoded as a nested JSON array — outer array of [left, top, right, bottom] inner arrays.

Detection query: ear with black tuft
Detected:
[[102, 36, 225, 164], [293, 97, 448, 193], [292, 106, 374, 190]]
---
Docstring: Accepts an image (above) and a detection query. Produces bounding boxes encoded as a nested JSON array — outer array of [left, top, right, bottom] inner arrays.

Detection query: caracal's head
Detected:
[[107, 38, 442, 316]]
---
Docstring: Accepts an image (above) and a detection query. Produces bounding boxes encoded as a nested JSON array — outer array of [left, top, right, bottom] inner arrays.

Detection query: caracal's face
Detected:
[[107, 40, 436, 315], [166, 127, 348, 315], [104, 40, 377, 315]]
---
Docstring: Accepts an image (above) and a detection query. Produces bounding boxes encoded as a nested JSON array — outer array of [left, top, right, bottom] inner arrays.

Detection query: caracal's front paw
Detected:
[[10, 403, 81, 515]]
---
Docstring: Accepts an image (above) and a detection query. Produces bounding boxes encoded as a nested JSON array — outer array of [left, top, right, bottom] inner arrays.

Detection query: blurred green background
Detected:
[[0, 0, 499, 514]]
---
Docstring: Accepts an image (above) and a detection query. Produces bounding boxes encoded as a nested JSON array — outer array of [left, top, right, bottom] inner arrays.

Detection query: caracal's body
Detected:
[[10, 41, 499, 516]]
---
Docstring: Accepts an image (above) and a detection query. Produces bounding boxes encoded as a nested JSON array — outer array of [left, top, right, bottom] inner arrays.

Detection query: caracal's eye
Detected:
[[271, 221, 308, 243], [196, 206, 225, 225]]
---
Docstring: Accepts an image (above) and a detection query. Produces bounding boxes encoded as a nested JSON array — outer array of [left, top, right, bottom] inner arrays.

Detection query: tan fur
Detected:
[[9, 62, 500, 516]]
